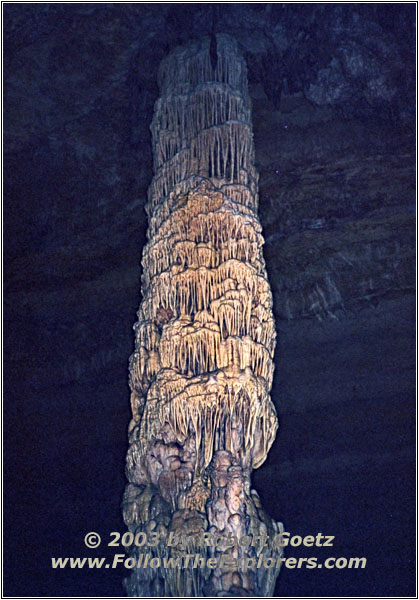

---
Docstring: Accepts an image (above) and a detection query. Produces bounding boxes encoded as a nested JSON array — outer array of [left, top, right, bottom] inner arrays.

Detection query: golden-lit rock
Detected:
[[123, 34, 283, 597]]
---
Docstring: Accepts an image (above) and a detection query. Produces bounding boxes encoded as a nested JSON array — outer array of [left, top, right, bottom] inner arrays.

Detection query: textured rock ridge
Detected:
[[123, 35, 283, 597]]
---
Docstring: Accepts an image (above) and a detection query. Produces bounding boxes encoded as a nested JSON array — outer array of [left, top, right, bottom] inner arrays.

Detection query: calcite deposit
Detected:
[[123, 35, 283, 597]]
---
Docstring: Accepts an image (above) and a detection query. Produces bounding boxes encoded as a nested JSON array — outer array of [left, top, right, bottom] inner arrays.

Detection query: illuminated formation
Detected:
[[123, 35, 283, 597]]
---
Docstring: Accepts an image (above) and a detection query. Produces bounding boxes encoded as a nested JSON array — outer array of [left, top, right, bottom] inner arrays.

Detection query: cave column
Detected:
[[122, 35, 283, 597]]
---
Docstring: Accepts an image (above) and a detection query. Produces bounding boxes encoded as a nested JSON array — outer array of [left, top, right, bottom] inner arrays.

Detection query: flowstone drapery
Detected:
[[122, 35, 284, 597]]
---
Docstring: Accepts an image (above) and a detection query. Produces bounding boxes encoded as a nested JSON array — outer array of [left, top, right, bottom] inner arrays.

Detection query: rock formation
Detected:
[[122, 35, 283, 597]]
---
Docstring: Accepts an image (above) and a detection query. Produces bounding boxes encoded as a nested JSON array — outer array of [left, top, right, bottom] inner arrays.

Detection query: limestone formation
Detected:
[[123, 35, 283, 597]]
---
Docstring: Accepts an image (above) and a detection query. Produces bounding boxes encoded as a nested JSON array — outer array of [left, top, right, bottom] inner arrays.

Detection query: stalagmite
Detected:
[[123, 35, 283, 597]]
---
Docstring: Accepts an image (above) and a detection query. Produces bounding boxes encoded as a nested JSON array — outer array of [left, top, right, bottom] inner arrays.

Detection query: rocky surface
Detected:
[[122, 36, 284, 596], [4, 4, 415, 597]]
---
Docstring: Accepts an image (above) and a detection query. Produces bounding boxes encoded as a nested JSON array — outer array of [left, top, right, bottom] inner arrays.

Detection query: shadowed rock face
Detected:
[[3, 4, 415, 598], [123, 36, 283, 597]]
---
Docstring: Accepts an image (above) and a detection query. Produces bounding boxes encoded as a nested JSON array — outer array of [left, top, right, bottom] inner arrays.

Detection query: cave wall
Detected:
[[4, 4, 415, 597]]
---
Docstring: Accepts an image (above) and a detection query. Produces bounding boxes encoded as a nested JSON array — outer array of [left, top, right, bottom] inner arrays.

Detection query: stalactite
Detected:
[[123, 34, 283, 597]]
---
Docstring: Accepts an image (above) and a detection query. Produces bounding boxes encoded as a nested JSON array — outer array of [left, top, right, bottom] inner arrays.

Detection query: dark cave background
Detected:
[[3, 3, 416, 597]]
